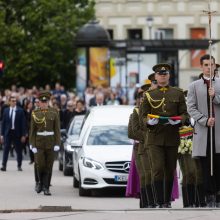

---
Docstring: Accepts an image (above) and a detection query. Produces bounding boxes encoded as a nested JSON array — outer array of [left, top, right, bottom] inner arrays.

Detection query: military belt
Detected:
[[37, 131, 54, 136]]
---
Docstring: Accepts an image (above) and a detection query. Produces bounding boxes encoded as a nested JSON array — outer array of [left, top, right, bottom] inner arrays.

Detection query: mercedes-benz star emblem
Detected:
[[123, 162, 130, 173]]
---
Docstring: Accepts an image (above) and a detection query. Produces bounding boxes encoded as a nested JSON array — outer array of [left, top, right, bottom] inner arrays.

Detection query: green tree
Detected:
[[0, 0, 95, 89]]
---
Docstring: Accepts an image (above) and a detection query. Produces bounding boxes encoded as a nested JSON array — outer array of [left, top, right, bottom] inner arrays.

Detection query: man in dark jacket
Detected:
[[1, 96, 26, 171]]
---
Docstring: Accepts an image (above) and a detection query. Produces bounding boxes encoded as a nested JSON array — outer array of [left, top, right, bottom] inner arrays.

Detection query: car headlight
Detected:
[[82, 157, 104, 170]]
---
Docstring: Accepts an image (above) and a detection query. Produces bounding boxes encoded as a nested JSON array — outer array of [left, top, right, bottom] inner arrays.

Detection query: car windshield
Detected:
[[68, 117, 84, 136], [87, 125, 131, 145]]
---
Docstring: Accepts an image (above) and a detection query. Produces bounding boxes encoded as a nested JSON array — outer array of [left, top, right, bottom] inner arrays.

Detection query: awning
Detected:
[[111, 39, 220, 51]]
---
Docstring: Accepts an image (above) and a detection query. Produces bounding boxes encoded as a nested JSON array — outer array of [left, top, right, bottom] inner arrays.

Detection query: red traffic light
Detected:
[[0, 61, 3, 69]]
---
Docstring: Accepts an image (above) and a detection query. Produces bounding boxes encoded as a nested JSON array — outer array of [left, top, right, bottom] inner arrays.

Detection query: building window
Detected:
[[190, 28, 206, 67], [127, 29, 143, 40], [107, 29, 114, 40], [155, 28, 174, 39]]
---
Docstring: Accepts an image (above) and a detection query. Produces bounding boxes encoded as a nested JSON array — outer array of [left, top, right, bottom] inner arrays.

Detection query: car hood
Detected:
[[83, 145, 133, 163]]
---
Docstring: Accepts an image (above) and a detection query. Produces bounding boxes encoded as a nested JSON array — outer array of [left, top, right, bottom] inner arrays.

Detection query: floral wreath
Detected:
[[178, 126, 193, 155]]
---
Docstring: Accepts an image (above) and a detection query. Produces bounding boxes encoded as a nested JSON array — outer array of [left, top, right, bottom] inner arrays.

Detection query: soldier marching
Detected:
[[29, 91, 61, 196]]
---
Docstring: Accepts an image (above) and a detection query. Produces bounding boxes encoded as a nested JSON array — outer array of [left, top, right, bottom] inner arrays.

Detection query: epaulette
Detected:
[[147, 88, 157, 93], [32, 109, 40, 114], [173, 87, 184, 93], [134, 107, 139, 115]]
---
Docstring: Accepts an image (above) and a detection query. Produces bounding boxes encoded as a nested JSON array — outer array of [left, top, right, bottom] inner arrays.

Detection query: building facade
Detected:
[[95, 0, 220, 89]]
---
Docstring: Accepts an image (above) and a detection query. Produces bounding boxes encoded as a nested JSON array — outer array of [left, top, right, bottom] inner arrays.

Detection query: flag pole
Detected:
[[203, 0, 216, 176]]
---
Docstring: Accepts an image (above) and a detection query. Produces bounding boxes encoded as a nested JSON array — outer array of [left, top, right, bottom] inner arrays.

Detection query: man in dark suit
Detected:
[[89, 92, 106, 107], [0, 96, 26, 171]]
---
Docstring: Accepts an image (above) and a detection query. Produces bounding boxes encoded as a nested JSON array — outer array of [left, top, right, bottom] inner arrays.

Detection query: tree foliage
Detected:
[[0, 0, 95, 89]]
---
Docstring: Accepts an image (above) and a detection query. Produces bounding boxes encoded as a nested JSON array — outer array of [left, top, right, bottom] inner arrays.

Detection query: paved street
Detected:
[[0, 150, 220, 219]]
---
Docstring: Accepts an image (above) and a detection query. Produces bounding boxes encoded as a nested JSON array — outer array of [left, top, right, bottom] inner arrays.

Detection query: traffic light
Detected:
[[0, 60, 4, 76]]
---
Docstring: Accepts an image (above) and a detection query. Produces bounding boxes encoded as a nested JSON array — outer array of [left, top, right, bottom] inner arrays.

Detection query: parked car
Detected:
[[71, 105, 133, 196], [58, 114, 85, 176]]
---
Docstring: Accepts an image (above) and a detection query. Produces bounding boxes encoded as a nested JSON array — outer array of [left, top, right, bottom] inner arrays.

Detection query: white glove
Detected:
[[190, 118, 195, 126], [168, 119, 181, 125], [32, 147, 38, 154], [147, 118, 159, 125], [54, 145, 60, 152]]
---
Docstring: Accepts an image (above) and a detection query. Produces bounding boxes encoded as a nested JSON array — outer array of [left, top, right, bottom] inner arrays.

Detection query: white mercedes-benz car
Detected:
[[72, 105, 133, 196]]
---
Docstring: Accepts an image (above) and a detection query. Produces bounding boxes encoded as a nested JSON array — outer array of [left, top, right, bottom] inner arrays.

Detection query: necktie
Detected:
[[10, 109, 15, 129]]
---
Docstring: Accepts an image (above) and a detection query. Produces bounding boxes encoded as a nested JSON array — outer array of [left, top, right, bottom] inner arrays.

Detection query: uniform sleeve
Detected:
[[132, 109, 144, 142], [187, 83, 208, 127], [128, 114, 135, 140], [139, 93, 152, 130], [53, 111, 61, 146], [29, 113, 36, 147]]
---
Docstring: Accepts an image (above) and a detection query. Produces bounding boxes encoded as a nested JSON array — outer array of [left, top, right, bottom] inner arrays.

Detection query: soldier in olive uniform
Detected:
[[132, 88, 150, 207], [140, 74, 158, 207], [29, 91, 61, 196], [140, 63, 188, 208]]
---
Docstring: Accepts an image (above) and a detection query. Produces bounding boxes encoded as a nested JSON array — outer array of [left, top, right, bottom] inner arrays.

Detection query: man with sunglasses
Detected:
[[1, 96, 26, 171], [140, 63, 188, 208], [29, 91, 61, 196]]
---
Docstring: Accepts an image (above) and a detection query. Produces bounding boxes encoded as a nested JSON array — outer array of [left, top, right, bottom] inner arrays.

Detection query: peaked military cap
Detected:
[[38, 90, 51, 101], [152, 63, 171, 73], [148, 73, 155, 81]]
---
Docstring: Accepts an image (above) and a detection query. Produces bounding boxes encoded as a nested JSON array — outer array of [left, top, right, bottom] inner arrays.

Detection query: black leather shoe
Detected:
[[17, 167, 23, 171], [35, 183, 42, 193], [163, 203, 172, 208], [44, 189, 51, 196], [1, 167, 6, 171], [207, 194, 216, 208]]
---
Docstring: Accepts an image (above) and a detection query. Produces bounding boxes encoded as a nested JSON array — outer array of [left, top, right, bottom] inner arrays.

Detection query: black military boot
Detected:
[[42, 172, 51, 196], [216, 192, 220, 208], [196, 184, 206, 207], [35, 171, 43, 193], [146, 185, 156, 208], [154, 181, 164, 208], [182, 186, 189, 208], [187, 184, 196, 207], [140, 188, 148, 208], [164, 181, 173, 208], [43, 188, 52, 196], [206, 194, 216, 208]]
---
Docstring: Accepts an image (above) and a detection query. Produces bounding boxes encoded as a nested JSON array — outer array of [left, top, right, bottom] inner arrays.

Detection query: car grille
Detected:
[[83, 178, 98, 185], [105, 161, 130, 173], [103, 178, 127, 185]]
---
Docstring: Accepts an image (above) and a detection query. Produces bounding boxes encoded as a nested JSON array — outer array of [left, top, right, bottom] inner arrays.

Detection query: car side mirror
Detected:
[[71, 140, 82, 148]]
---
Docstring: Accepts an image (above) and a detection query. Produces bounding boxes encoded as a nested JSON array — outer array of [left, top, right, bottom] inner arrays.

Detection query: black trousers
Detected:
[[200, 129, 220, 195], [2, 130, 22, 167]]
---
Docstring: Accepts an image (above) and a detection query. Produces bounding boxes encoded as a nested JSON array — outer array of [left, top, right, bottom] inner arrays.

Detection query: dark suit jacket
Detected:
[[89, 97, 106, 107], [1, 106, 27, 138]]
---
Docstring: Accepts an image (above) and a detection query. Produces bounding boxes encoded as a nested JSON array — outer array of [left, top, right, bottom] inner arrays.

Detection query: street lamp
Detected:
[[146, 16, 154, 39]]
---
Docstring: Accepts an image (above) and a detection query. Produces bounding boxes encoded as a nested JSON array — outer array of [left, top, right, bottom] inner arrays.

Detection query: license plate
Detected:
[[114, 175, 128, 182]]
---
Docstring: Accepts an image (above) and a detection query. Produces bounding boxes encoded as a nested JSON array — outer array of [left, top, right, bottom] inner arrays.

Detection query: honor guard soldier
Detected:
[[132, 86, 152, 208], [140, 63, 188, 208], [29, 91, 61, 196]]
